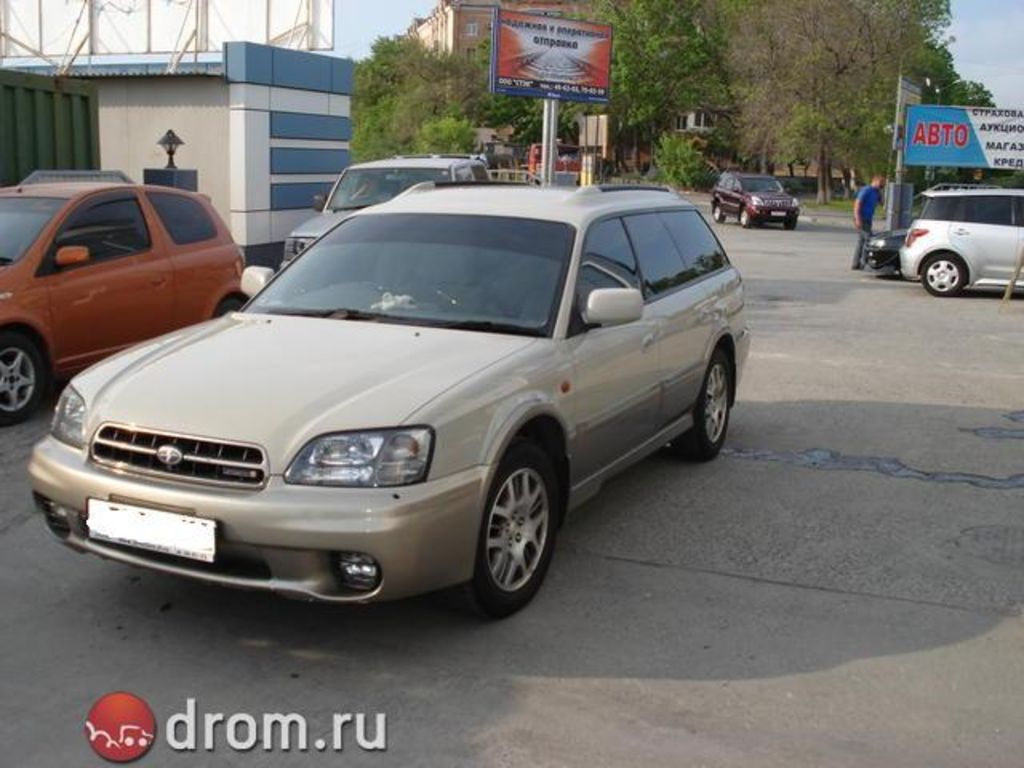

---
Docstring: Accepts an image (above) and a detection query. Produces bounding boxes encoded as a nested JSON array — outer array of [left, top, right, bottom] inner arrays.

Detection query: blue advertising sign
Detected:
[[905, 105, 1024, 169]]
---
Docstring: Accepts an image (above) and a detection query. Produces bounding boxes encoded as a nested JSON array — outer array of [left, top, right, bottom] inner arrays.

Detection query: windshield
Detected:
[[741, 177, 784, 193], [325, 168, 452, 211], [0, 197, 63, 264], [248, 213, 575, 337]]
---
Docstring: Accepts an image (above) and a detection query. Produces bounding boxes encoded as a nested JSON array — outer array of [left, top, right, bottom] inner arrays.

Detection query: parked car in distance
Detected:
[[900, 188, 1024, 297], [281, 155, 490, 267], [30, 184, 749, 618], [0, 183, 244, 425], [711, 172, 800, 229]]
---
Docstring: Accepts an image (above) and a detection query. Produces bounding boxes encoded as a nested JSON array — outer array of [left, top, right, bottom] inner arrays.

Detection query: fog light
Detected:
[[334, 552, 381, 592]]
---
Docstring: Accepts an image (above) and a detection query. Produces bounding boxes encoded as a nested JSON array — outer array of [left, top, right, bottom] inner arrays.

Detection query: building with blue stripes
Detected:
[[78, 42, 354, 266]]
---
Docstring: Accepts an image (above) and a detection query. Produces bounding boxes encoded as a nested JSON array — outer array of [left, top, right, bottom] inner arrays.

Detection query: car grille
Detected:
[[91, 425, 268, 488]]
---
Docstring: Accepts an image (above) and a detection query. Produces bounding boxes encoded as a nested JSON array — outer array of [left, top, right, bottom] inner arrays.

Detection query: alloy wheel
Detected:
[[704, 362, 729, 444], [0, 346, 36, 413], [485, 467, 549, 593]]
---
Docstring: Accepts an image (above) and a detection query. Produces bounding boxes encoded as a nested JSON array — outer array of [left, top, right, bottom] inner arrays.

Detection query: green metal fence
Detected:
[[0, 69, 100, 187]]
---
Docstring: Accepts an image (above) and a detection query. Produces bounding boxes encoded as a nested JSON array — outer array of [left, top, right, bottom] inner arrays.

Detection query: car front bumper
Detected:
[[748, 206, 798, 221], [29, 436, 488, 603]]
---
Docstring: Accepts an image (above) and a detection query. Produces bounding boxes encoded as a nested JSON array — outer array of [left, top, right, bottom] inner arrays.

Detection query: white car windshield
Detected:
[[249, 213, 575, 337], [325, 168, 453, 211]]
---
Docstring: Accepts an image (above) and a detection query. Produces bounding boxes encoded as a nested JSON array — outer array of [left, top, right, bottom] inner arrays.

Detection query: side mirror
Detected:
[[240, 266, 274, 298], [312, 194, 327, 212], [55, 245, 90, 268], [584, 288, 644, 327]]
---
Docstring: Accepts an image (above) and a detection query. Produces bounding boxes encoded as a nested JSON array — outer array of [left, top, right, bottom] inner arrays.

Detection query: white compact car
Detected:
[[31, 184, 749, 617], [900, 188, 1024, 297]]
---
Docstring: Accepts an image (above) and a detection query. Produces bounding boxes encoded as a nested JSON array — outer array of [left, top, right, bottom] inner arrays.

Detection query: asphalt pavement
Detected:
[[2, 216, 1023, 767]]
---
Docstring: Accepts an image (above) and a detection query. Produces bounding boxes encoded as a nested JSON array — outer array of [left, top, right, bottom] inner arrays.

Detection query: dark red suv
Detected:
[[711, 172, 800, 229]]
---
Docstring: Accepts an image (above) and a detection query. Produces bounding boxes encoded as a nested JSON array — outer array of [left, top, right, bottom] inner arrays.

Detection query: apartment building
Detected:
[[410, 1, 591, 58]]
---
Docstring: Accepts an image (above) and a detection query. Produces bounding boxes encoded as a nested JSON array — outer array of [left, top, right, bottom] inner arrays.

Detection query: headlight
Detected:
[[283, 237, 314, 260], [751, 195, 764, 206], [52, 387, 87, 448], [869, 238, 885, 248], [285, 428, 433, 487]]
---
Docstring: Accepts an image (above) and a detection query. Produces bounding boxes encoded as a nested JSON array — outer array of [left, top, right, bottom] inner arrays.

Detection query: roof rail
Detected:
[[591, 184, 679, 194], [925, 183, 1000, 192]]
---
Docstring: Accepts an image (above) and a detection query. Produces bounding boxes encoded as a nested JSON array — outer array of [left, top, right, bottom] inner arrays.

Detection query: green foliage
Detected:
[[415, 116, 477, 154], [655, 133, 712, 189]]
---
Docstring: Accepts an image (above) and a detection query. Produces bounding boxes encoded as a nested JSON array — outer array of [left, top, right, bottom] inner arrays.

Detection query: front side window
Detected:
[[0, 197, 63, 265], [55, 193, 150, 263], [660, 210, 728, 276], [248, 214, 575, 337], [325, 168, 451, 211], [961, 196, 1013, 226], [622, 213, 689, 299], [147, 192, 217, 245], [582, 218, 640, 288]]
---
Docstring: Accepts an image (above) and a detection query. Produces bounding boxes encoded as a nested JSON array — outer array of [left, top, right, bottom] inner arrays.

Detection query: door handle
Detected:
[[641, 332, 657, 350], [150, 276, 168, 287], [953, 227, 970, 236]]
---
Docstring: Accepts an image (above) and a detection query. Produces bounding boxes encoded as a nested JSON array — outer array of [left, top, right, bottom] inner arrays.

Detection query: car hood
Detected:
[[75, 315, 537, 471], [288, 209, 362, 240]]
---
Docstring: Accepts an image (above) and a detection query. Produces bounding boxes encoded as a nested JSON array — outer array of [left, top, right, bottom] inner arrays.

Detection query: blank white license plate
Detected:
[[87, 499, 216, 563], [770, 211, 787, 217]]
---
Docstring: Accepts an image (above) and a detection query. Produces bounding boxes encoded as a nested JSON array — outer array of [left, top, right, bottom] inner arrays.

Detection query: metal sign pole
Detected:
[[541, 98, 559, 186]]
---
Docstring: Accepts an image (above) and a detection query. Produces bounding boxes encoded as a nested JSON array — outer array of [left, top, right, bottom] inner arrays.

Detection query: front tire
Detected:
[[784, 216, 798, 230], [464, 440, 560, 618], [0, 331, 48, 427], [921, 253, 967, 297], [213, 296, 245, 317], [668, 348, 732, 462], [740, 208, 753, 228]]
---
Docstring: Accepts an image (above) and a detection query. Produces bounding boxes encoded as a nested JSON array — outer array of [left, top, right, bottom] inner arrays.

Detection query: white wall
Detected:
[[94, 76, 231, 219]]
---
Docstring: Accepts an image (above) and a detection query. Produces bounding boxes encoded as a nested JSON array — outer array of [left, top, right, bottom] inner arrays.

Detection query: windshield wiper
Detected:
[[327, 204, 370, 213], [432, 320, 546, 337], [261, 307, 384, 320]]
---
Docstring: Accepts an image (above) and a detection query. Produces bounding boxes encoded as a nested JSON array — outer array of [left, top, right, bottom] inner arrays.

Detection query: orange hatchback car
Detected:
[[0, 183, 246, 425]]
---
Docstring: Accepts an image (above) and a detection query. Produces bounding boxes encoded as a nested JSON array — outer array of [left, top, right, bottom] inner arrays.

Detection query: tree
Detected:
[[726, 0, 953, 202], [655, 133, 713, 189], [415, 116, 478, 154], [595, 0, 730, 167], [351, 36, 489, 161]]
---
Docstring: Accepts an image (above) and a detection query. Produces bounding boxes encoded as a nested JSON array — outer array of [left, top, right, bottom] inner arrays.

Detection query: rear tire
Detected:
[[463, 440, 560, 619], [668, 348, 732, 462], [213, 296, 245, 317], [0, 331, 48, 427], [712, 202, 726, 223], [921, 253, 967, 297]]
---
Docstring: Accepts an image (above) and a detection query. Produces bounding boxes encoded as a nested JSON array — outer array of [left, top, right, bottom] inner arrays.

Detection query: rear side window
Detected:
[[147, 192, 218, 245], [622, 214, 689, 298], [961, 196, 1013, 226], [582, 218, 640, 288], [57, 193, 150, 262], [660, 210, 728, 276], [921, 196, 960, 222]]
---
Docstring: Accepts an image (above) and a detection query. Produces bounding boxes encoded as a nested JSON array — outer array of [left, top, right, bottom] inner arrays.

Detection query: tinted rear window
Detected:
[[660, 210, 728, 276], [920, 196, 960, 221], [961, 196, 1013, 226], [623, 214, 689, 298], [147, 192, 218, 245], [582, 218, 640, 288]]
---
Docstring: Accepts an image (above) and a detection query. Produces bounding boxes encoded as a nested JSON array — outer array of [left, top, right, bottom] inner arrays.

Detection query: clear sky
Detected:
[[334, 0, 1024, 106]]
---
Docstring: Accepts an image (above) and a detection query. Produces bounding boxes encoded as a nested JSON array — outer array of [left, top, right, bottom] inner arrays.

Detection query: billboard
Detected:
[[905, 105, 1024, 170], [489, 9, 612, 104], [0, 0, 333, 60]]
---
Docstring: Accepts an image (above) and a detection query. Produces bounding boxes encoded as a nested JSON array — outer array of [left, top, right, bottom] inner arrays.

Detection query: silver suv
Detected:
[[901, 188, 1023, 297], [31, 185, 749, 617], [282, 155, 489, 266]]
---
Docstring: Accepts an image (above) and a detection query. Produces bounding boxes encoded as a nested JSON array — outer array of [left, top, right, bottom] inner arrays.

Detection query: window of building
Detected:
[[466, 21, 479, 37]]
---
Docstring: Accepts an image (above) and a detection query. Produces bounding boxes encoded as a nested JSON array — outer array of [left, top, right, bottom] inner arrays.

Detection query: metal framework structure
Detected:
[[0, 0, 333, 74]]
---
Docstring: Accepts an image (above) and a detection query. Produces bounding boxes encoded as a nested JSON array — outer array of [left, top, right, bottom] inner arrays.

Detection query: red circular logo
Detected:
[[85, 692, 156, 763]]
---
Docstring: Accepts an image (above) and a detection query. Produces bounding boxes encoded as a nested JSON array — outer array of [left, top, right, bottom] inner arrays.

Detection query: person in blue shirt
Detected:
[[851, 175, 885, 270]]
